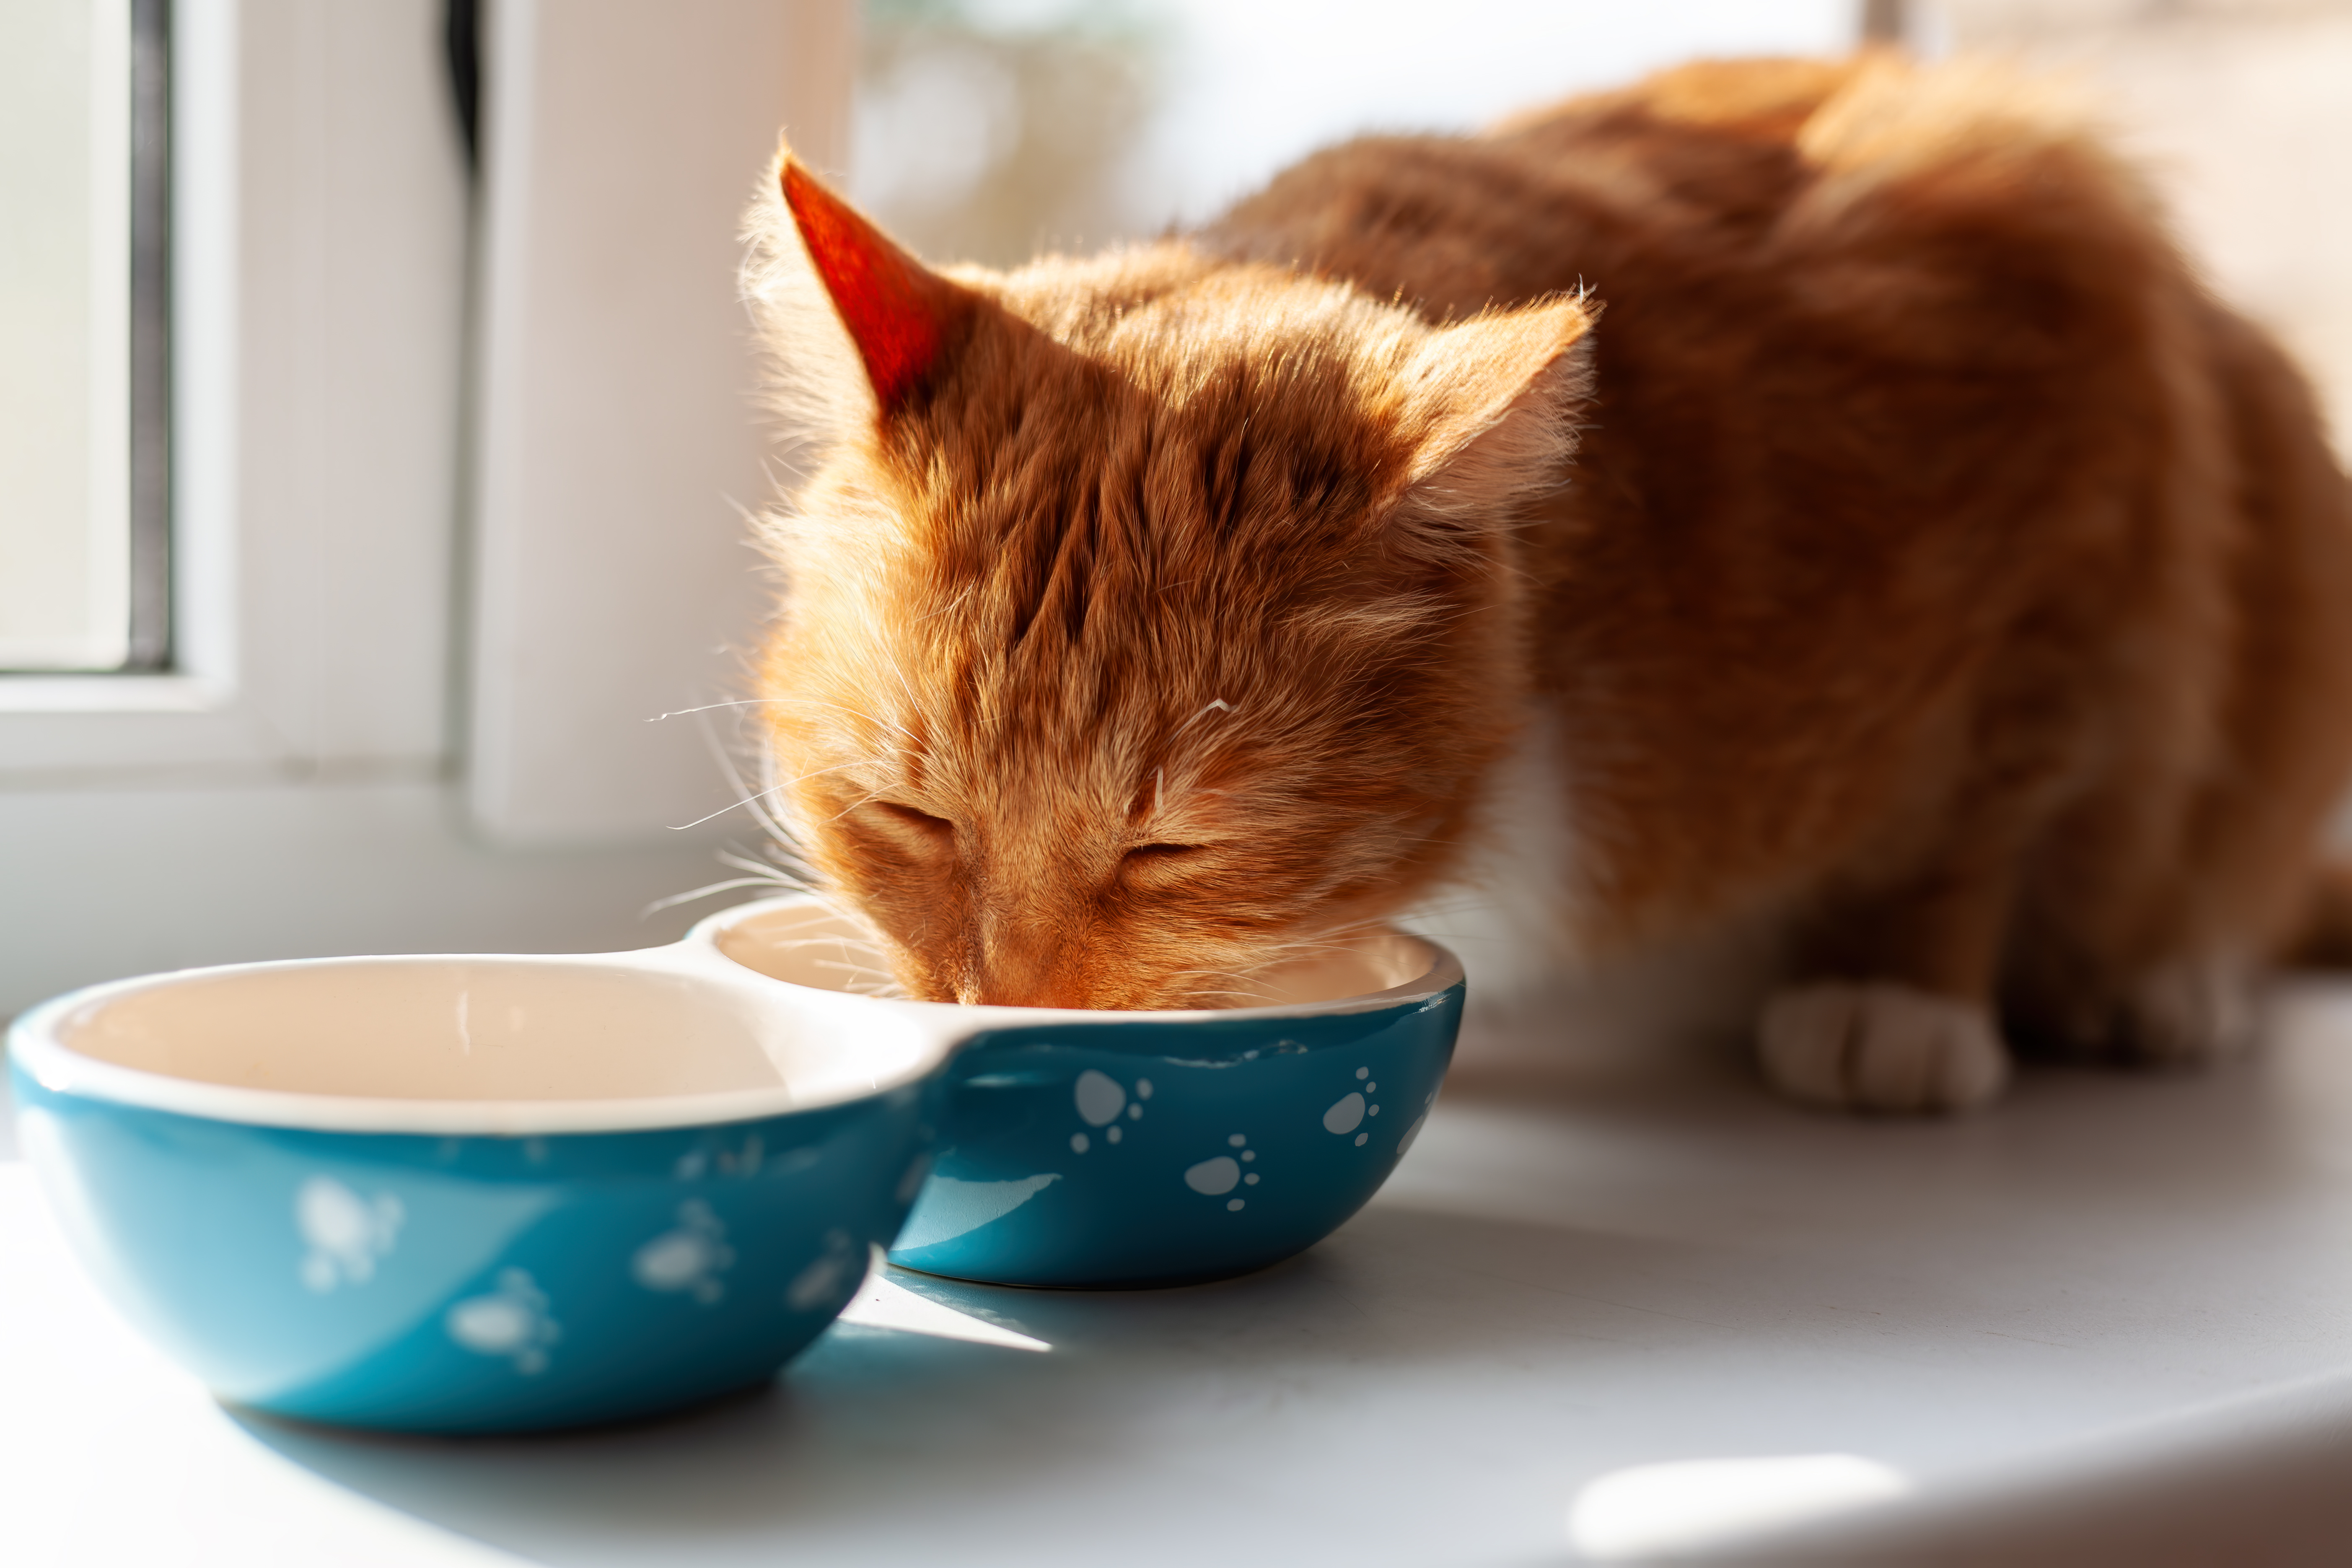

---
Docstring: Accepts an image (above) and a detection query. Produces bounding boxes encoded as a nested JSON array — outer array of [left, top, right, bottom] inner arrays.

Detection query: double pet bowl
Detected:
[[7, 897, 1463, 1432]]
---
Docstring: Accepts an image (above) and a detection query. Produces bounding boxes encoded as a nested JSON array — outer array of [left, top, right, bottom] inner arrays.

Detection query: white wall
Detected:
[[468, 0, 853, 845]]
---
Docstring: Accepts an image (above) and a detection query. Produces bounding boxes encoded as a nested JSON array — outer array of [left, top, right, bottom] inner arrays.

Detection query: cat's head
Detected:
[[743, 153, 1591, 1008]]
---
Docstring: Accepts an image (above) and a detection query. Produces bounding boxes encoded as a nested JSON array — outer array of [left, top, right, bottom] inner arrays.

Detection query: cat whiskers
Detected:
[[645, 697, 790, 722], [1160, 921, 1389, 1007], [638, 836, 824, 920], [663, 757, 874, 832], [640, 874, 799, 917], [644, 700, 854, 920], [757, 933, 908, 999], [699, 694, 924, 749]]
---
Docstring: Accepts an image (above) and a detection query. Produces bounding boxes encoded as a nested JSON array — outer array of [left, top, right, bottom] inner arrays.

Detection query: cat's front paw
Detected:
[[2119, 959, 2255, 1066], [1758, 982, 2010, 1114]]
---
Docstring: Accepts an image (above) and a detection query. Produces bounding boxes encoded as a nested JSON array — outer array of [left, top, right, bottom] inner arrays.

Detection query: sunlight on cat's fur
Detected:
[[736, 53, 2352, 1114]]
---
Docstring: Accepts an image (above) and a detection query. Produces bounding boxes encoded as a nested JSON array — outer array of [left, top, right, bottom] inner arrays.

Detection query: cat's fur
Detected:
[[742, 54, 2352, 1112]]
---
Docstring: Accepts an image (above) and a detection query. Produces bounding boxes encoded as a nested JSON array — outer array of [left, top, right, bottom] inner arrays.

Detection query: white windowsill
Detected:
[[0, 674, 231, 714], [11, 990, 2352, 1562]]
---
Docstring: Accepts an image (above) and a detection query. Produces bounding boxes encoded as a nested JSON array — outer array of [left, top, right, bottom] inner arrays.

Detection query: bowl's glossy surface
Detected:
[[705, 901, 1465, 1288], [7, 949, 949, 1433]]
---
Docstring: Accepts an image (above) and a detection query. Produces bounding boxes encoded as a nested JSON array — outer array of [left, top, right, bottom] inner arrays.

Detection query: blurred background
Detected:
[[2, 0, 2348, 1024], [847, 0, 2351, 433]]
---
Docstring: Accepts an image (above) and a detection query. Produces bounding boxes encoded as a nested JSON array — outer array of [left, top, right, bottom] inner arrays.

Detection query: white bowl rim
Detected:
[[686, 894, 1468, 1025], [6, 902, 1467, 1137], [5, 948, 955, 1137]]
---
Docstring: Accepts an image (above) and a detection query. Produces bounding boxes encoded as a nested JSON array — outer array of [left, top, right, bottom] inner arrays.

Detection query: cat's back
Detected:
[[1202, 57, 1863, 317], [1203, 52, 2220, 577], [1203, 53, 2160, 350], [1205, 52, 2352, 949]]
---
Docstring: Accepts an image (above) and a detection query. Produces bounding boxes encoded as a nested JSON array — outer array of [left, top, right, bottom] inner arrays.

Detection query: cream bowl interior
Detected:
[[712, 901, 1442, 1011], [18, 954, 945, 1133]]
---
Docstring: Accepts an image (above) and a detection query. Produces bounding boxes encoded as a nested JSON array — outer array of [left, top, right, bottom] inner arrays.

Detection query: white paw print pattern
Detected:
[[446, 1267, 562, 1375], [630, 1199, 735, 1305], [785, 1228, 863, 1312], [295, 1176, 404, 1293], [1069, 1068, 1151, 1153], [1184, 1132, 1260, 1212], [1324, 1065, 1382, 1146], [671, 1133, 771, 1182], [1396, 1087, 1439, 1159]]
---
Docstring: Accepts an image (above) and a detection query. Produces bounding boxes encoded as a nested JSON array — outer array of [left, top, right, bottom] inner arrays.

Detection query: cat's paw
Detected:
[[1758, 982, 2010, 1114], [2118, 959, 2255, 1066]]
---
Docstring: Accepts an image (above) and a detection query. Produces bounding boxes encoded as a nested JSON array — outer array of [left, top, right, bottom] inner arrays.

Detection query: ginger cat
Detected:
[[741, 54, 2352, 1113]]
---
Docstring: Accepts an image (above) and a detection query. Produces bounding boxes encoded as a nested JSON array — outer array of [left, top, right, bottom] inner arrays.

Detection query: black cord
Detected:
[[445, 0, 481, 172]]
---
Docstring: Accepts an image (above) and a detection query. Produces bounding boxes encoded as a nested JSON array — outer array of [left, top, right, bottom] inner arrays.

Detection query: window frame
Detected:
[[126, 0, 173, 672], [0, 0, 468, 787], [0, 0, 855, 836]]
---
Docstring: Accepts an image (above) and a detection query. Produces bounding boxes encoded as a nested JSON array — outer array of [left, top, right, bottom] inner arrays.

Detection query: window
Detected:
[[0, 0, 852, 1020], [851, 0, 1863, 268], [0, 0, 166, 673]]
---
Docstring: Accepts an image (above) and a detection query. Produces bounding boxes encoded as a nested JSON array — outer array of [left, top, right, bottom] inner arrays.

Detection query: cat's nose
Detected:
[[966, 937, 1064, 1007], [964, 961, 1097, 1009], [970, 980, 1093, 1008]]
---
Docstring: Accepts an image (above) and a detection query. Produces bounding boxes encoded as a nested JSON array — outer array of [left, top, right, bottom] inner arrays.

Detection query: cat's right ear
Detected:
[[1382, 298, 1596, 560], [744, 148, 977, 442]]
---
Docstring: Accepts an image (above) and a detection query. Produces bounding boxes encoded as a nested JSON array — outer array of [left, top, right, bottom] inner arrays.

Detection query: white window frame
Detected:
[[0, 0, 851, 823], [0, 0, 466, 787], [0, 0, 854, 1021]]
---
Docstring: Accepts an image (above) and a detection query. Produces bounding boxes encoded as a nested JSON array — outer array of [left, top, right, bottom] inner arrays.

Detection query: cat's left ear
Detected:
[[744, 148, 979, 444], [1386, 299, 1596, 552]]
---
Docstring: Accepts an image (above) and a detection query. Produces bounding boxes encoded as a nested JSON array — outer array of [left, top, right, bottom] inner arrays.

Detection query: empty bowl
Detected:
[[7, 945, 954, 1433], [701, 897, 1465, 1288], [9, 891, 1466, 1433]]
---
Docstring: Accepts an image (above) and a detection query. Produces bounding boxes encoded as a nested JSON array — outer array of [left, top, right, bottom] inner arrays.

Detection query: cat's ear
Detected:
[[1385, 299, 1596, 554], [744, 149, 977, 442]]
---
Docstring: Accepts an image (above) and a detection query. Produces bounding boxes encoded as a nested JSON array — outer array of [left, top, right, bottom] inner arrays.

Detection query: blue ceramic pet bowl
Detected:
[[701, 898, 1466, 1288], [7, 945, 956, 1433]]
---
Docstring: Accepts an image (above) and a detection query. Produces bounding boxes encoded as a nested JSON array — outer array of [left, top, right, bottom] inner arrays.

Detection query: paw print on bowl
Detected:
[[785, 1228, 863, 1313], [630, 1198, 735, 1305], [446, 1267, 561, 1376], [295, 1176, 404, 1293], [671, 1132, 771, 1181], [1069, 1068, 1152, 1153], [1324, 1065, 1381, 1146], [1184, 1132, 1261, 1212], [1395, 1087, 1439, 1159]]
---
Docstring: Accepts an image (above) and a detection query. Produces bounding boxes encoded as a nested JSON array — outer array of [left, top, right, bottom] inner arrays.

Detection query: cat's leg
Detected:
[[2004, 812, 2269, 1070], [1759, 821, 2028, 1114], [2000, 733, 2284, 1073], [2007, 904, 2261, 1069], [2008, 300, 2352, 1072], [2118, 953, 2259, 1065], [1759, 982, 2009, 1112]]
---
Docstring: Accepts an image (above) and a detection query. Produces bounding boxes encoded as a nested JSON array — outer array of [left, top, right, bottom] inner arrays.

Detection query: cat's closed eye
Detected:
[[1125, 842, 1203, 860], [866, 801, 954, 842]]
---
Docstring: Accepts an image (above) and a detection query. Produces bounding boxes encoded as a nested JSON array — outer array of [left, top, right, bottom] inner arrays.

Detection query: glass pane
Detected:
[[0, 0, 131, 671], [853, 0, 1857, 269]]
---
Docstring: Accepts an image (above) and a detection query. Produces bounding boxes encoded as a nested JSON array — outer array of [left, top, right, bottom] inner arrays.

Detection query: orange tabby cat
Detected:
[[741, 54, 2352, 1113]]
